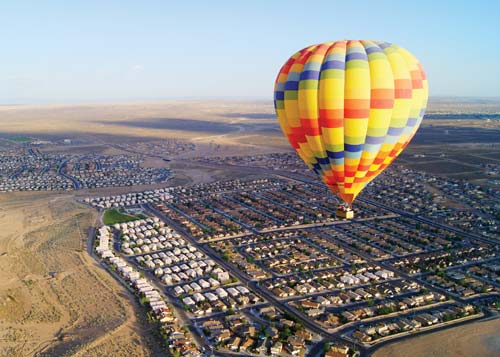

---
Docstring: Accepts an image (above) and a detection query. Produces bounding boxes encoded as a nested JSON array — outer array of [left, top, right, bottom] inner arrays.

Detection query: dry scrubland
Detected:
[[0, 100, 288, 152], [0, 193, 159, 357], [0, 99, 498, 154]]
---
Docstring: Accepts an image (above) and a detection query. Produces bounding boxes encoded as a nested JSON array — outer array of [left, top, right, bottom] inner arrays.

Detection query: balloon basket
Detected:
[[336, 206, 354, 219]]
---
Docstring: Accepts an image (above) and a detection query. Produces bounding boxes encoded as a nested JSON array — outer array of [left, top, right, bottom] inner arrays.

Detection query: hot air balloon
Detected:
[[274, 40, 428, 218]]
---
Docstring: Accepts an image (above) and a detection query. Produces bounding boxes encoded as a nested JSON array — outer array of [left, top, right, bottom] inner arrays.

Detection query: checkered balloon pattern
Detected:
[[274, 40, 428, 205]]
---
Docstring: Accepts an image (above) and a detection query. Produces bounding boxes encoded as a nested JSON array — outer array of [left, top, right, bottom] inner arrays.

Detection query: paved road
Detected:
[[144, 204, 330, 334], [57, 159, 82, 189], [360, 197, 499, 246], [144, 202, 498, 357], [327, 225, 472, 306], [172, 161, 500, 355], [8, 164, 26, 179], [221, 193, 283, 225], [86, 217, 210, 351], [187, 161, 497, 243]]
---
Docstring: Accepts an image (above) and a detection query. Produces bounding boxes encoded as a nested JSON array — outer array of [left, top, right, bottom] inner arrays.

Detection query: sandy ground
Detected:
[[373, 318, 500, 357], [0, 100, 283, 145], [0, 192, 160, 357]]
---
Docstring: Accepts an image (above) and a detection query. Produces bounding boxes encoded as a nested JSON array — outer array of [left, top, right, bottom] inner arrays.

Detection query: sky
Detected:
[[2, 0, 500, 104]]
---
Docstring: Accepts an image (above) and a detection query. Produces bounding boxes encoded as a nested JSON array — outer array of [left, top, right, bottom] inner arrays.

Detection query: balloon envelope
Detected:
[[274, 40, 428, 205]]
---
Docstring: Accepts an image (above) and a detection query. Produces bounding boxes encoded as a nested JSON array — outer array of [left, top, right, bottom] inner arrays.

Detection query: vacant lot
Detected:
[[373, 318, 500, 357], [0, 193, 159, 357]]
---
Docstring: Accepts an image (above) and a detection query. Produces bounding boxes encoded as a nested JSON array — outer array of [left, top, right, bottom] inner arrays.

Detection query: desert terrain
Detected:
[[0, 192, 161, 357], [0, 100, 286, 154]]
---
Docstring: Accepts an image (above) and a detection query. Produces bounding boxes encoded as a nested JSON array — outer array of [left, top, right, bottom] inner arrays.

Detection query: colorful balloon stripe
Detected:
[[274, 40, 428, 205]]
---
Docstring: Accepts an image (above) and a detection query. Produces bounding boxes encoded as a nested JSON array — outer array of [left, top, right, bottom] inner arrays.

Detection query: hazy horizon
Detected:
[[3, 1, 500, 104], [3, 95, 500, 107]]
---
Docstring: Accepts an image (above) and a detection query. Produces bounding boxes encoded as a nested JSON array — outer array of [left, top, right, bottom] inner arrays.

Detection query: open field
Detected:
[[373, 318, 500, 357], [0, 100, 283, 151], [0, 193, 160, 357], [7, 136, 32, 143], [102, 209, 146, 225]]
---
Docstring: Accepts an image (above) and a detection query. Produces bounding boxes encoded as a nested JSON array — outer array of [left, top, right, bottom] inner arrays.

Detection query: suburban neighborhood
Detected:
[[87, 167, 499, 356]]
